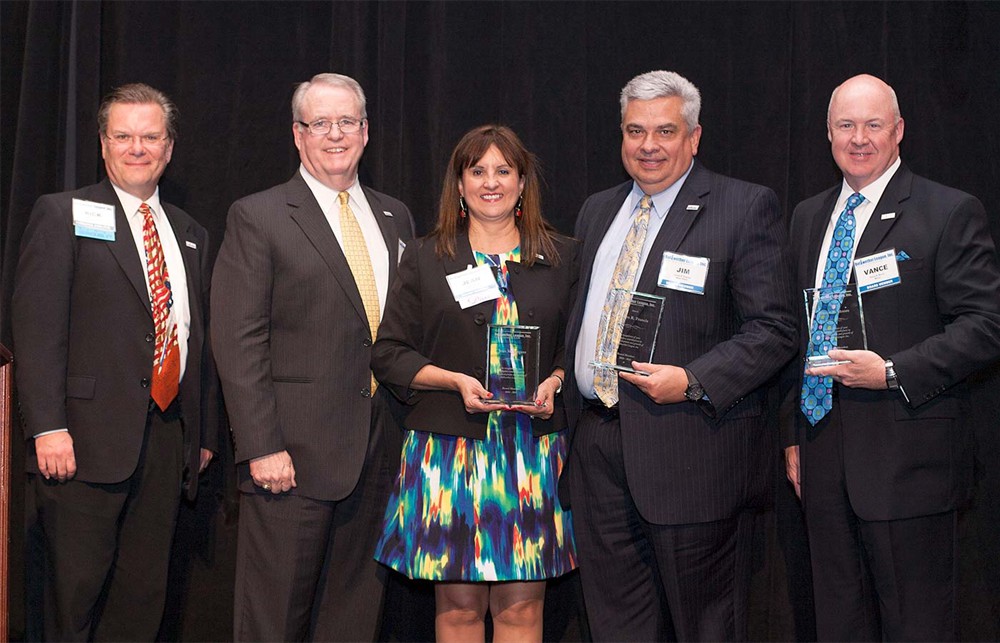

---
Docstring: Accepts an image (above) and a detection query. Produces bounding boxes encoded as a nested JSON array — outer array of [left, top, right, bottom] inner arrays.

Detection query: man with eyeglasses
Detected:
[[212, 72, 415, 641], [12, 83, 218, 640]]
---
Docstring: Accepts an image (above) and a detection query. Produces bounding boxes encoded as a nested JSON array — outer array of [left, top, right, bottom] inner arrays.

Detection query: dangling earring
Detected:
[[459, 196, 468, 218], [515, 195, 523, 219]]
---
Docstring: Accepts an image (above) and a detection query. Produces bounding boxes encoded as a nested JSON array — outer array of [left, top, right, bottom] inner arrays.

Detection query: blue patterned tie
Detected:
[[800, 192, 864, 425]]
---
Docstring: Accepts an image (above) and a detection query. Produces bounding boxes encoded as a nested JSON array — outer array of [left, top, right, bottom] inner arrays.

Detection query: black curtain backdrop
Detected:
[[2, 1, 999, 640]]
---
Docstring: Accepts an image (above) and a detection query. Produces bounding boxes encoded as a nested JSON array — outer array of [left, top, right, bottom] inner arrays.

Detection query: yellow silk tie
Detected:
[[338, 191, 380, 393]]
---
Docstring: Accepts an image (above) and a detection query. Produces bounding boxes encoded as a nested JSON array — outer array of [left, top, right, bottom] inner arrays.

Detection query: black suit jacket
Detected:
[[12, 179, 218, 499], [789, 164, 1000, 520], [565, 161, 798, 525], [211, 172, 415, 501], [373, 232, 579, 439]]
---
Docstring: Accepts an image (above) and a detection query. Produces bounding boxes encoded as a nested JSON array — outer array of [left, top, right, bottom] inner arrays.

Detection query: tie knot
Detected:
[[639, 194, 652, 212], [338, 192, 350, 207], [846, 193, 864, 210], [139, 203, 155, 226]]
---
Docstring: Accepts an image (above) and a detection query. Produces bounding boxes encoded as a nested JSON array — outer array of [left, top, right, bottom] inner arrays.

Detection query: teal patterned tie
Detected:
[[594, 194, 652, 407], [800, 192, 864, 425]]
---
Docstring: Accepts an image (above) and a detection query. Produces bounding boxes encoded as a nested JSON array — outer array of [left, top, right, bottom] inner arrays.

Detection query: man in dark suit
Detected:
[[564, 70, 797, 640], [784, 74, 1000, 641], [12, 83, 217, 640], [212, 73, 415, 641]]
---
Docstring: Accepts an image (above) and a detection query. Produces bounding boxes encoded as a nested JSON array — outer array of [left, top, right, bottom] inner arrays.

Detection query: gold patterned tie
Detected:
[[593, 194, 652, 406], [338, 192, 380, 393]]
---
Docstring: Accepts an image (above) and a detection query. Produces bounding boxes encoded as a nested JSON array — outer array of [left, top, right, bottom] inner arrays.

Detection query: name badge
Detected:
[[72, 198, 116, 241], [446, 264, 502, 309], [854, 248, 901, 293], [657, 251, 710, 295]]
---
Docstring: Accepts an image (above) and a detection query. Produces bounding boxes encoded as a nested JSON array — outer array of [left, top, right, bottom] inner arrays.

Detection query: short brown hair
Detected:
[[97, 83, 178, 141], [433, 125, 559, 267]]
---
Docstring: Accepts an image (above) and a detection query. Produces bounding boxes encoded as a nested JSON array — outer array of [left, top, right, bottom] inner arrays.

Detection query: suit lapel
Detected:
[[96, 181, 153, 317], [855, 165, 912, 258], [803, 188, 841, 287], [163, 205, 203, 328], [636, 162, 710, 291], [285, 175, 370, 326], [578, 183, 632, 297], [363, 186, 401, 290]]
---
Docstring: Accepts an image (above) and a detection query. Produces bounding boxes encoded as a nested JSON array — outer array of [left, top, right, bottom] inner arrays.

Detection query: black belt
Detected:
[[583, 397, 619, 420]]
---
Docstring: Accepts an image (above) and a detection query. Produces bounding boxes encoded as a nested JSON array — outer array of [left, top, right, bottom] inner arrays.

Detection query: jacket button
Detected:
[[363, 338, 372, 347], [361, 388, 371, 398], [145, 333, 154, 342], [140, 377, 150, 388], [527, 309, 535, 318], [474, 313, 485, 325]]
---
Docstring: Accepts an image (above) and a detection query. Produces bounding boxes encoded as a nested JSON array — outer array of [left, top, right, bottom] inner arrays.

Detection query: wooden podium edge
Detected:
[[1, 344, 13, 642]]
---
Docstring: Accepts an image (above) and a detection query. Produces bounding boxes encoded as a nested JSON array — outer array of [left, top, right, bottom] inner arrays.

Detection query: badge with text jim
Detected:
[[485, 324, 541, 405], [591, 290, 666, 374], [803, 285, 868, 367]]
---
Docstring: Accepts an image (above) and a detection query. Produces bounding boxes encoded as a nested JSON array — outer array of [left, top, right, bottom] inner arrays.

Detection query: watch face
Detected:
[[685, 384, 704, 401]]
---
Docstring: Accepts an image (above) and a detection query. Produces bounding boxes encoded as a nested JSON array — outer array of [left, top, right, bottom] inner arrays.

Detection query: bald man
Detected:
[[785, 74, 1000, 640]]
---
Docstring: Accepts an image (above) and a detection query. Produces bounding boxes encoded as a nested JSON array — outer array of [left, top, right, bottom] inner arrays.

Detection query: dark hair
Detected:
[[97, 83, 178, 141], [433, 125, 559, 266]]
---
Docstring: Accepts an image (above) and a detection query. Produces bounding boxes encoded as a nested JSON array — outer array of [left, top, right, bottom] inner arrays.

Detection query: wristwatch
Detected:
[[683, 368, 707, 402], [884, 359, 900, 391], [684, 382, 706, 402]]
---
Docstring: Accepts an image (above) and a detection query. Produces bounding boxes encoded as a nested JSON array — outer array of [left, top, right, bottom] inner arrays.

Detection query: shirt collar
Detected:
[[299, 164, 361, 207], [112, 183, 163, 222], [629, 159, 695, 219], [837, 156, 901, 209]]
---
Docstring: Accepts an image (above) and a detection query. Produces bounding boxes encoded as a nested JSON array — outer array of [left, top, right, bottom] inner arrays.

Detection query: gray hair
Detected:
[[827, 74, 902, 123], [291, 73, 367, 122], [97, 83, 178, 140], [620, 71, 701, 131]]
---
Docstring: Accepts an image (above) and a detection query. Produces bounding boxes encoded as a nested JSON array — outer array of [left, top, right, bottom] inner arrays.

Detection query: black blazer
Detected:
[[789, 164, 1000, 520], [12, 179, 218, 499], [212, 173, 415, 501], [373, 232, 579, 440], [564, 161, 798, 525]]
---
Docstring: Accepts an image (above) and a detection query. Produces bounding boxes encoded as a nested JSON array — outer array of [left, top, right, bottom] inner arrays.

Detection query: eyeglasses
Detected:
[[296, 118, 366, 136], [104, 132, 170, 148]]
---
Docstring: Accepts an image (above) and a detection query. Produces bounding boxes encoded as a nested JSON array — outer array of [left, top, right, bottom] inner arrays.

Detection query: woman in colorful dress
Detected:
[[372, 124, 578, 642]]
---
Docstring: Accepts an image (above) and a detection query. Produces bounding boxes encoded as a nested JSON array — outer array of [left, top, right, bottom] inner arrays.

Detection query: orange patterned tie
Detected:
[[141, 203, 180, 410], [338, 192, 380, 393]]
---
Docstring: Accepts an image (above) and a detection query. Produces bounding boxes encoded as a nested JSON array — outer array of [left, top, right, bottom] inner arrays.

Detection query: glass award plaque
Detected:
[[590, 290, 666, 374], [803, 285, 868, 367], [485, 324, 541, 405]]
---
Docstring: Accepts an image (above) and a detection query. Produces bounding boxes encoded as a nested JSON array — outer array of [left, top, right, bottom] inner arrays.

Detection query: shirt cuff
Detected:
[[33, 428, 69, 439]]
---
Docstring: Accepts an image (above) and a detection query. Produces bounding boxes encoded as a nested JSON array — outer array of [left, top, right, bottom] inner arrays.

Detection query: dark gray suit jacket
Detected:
[[565, 161, 798, 525], [12, 179, 218, 499], [789, 164, 1000, 520], [211, 172, 415, 501]]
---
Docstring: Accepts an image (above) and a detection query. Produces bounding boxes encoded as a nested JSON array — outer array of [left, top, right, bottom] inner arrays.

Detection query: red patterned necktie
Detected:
[[140, 203, 180, 410]]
